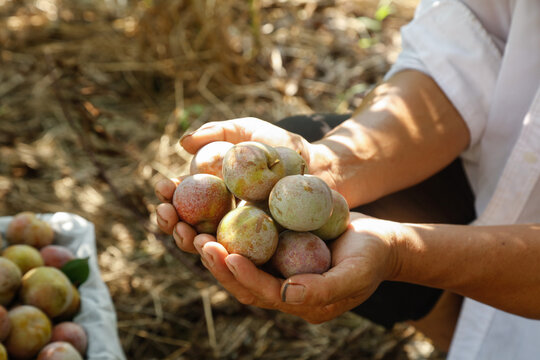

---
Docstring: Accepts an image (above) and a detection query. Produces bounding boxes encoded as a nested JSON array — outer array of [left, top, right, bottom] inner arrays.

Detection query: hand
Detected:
[[154, 175, 199, 253], [179, 117, 311, 159], [154, 117, 316, 252], [192, 212, 399, 324]]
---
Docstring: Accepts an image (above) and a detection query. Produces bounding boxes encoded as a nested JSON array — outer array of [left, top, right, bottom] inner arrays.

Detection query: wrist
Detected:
[[304, 142, 340, 191], [381, 220, 408, 282], [309, 122, 390, 207], [386, 222, 440, 285], [348, 214, 407, 283]]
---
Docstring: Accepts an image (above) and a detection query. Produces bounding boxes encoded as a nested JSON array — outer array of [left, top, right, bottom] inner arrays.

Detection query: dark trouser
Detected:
[[275, 113, 476, 329]]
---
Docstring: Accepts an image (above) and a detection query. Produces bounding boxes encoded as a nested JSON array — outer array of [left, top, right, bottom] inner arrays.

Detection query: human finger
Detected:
[[195, 237, 260, 306], [224, 254, 285, 308], [154, 176, 184, 202], [180, 120, 253, 154], [155, 203, 178, 234], [221, 254, 345, 320], [172, 222, 198, 254], [281, 258, 378, 308], [179, 117, 308, 154]]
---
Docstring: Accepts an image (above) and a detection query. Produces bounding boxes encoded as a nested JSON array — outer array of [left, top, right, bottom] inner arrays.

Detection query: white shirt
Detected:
[[385, 0, 540, 358]]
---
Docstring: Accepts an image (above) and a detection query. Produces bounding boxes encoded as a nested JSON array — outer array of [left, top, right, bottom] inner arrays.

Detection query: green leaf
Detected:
[[61, 258, 90, 287]]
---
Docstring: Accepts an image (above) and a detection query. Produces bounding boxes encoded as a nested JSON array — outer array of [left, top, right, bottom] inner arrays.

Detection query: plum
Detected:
[[37, 341, 83, 360], [312, 189, 350, 241], [40, 245, 75, 269], [269, 175, 333, 231], [0, 305, 10, 342], [222, 141, 285, 201], [2, 244, 44, 274], [5, 305, 52, 359], [217, 206, 279, 265], [51, 322, 87, 356], [0, 257, 22, 306], [20, 267, 74, 319], [271, 231, 331, 278], [6, 212, 54, 249], [189, 141, 234, 179], [275, 146, 308, 176], [172, 174, 235, 234]]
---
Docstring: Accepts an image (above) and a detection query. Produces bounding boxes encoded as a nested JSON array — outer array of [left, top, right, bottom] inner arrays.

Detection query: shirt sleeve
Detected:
[[384, 0, 502, 147]]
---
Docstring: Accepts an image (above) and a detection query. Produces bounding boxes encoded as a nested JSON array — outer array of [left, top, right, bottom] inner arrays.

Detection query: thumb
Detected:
[[280, 258, 377, 306], [179, 118, 257, 154]]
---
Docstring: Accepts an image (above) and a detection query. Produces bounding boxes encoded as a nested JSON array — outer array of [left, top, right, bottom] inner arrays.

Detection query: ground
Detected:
[[0, 0, 447, 359]]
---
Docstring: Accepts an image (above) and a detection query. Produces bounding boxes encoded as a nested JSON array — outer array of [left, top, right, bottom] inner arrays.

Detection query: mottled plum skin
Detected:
[[6, 212, 54, 249], [236, 199, 285, 232], [190, 141, 234, 179], [236, 199, 271, 214], [20, 267, 74, 319], [312, 190, 350, 241], [51, 322, 88, 356], [0, 257, 22, 306], [217, 206, 279, 265], [222, 142, 285, 201], [269, 175, 333, 231], [275, 146, 308, 176], [5, 212, 34, 243], [0, 305, 11, 342], [40, 245, 76, 269], [6, 305, 52, 359], [271, 231, 331, 278], [2, 244, 45, 274], [172, 174, 235, 234], [37, 341, 83, 360]]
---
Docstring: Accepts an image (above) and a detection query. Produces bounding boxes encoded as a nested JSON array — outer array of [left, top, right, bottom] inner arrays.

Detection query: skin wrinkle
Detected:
[[311, 72, 469, 209], [173, 227, 182, 246], [154, 70, 539, 342], [394, 223, 540, 318]]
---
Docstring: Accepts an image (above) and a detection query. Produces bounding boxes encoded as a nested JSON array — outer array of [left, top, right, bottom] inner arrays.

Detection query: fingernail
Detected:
[[193, 241, 203, 255], [179, 131, 195, 144], [173, 227, 183, 248], [281, 283, 305, 304], [154, 188, 163, 201], [156, 190, 169, 203], [202, 249, 215, 268], [156, 209, 168, 227], [225, 257, 238, 277]]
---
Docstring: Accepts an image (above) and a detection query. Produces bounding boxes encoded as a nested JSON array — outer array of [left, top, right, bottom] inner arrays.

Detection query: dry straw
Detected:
[[0, 0, 443, 359]]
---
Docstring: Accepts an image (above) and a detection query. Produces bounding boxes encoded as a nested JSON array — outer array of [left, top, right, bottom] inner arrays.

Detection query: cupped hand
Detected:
[[192, 212, 401, 324], [155, 117, 319, 254]]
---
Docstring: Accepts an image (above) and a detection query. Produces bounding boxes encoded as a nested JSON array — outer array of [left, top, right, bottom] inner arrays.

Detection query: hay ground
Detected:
[[0, 0, 446, 359]]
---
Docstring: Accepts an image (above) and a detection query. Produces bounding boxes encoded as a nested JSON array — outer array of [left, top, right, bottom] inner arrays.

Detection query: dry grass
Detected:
[[0, 0, 446, 359]]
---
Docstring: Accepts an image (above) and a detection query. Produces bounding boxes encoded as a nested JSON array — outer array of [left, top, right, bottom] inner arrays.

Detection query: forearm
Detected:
[[393, 222, 540, 318], [307, 70, 470, 207]]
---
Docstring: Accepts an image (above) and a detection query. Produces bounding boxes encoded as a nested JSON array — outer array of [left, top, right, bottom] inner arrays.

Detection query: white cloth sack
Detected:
[[0, 212, 126, 360]]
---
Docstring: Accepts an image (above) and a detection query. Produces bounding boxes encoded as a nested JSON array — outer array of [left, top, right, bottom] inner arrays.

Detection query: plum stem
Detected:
[[269, 158, 281, 169]]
